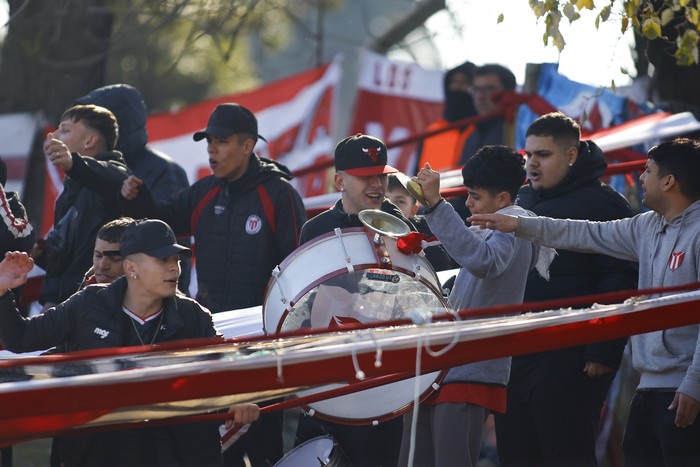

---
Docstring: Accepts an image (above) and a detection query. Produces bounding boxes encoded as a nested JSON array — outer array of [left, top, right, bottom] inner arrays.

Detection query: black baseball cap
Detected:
[[120, 219, 192, 259], [334, 134, 397, 177], [193, 103, 267, 142]]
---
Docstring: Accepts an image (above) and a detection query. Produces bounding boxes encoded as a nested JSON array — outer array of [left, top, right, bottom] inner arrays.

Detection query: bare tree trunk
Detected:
[[0, 0, 113, 122]]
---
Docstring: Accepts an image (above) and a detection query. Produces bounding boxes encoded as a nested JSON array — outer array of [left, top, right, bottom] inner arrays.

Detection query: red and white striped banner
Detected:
[[2, 283, 700, 447]]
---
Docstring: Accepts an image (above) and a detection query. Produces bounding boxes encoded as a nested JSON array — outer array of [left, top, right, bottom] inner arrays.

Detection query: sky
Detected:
[[424, 0, 637, 88]]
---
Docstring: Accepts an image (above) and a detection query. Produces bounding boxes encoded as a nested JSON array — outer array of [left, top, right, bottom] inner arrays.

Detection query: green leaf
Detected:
[[660, 8, 674, 26], [532, 1, 546, 18], [642, 17, 662, 39], [621, 15, 629, 33], [563, 3, 577, 21], [497, 13, 505, 23], [575, 0, 595, 10]]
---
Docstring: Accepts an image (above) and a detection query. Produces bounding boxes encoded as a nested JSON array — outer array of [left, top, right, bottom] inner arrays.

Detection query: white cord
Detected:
[[350, 335, 366, 380], [406, 334, 423, 467], [424, 307, 462, 357], [274, 348, 285, 384], [369, 330, 383, 368]]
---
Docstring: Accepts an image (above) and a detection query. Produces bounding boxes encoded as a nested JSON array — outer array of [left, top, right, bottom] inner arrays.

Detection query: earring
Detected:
[[569, 163, 573, 167], [130, 274, 137, 279]]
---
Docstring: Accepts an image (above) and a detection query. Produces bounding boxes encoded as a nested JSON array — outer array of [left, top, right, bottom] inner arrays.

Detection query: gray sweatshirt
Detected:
[[516, 200, 700, 401], [426, 202, 540, 386]]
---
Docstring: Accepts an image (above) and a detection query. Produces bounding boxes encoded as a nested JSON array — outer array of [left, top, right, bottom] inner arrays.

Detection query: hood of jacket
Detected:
[[223, 154, 293, 194], [75, 84, 148, 163], [443, 61, 476, 122], [526, 139, 607, 201]]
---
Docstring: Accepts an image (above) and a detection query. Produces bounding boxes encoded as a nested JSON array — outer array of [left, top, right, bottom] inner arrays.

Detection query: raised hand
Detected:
[[412, 163, 442, 208], [44, 132, 73, 172], [0, 251, 34, 292]]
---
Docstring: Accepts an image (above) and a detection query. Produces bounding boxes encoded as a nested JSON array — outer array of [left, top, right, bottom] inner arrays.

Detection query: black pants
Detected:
[[495, 358, 614, 467], [295, 413, 402, 467], [622, 391, 700, 467]]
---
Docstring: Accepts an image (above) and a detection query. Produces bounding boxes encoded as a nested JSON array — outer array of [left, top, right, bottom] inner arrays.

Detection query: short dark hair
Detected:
[[474, 64, 517, 91], [60, 104, 119, 151], [97, 217, 135, 244], [0, 157, 6, 187], [526, 111, 581, 149], [462, 145, 526, 200], [648, 137, 700, 199]]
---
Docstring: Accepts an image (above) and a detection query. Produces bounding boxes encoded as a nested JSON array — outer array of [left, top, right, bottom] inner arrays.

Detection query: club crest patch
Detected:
[[246, 215, 262, 235], [668, 251, 685, 271]]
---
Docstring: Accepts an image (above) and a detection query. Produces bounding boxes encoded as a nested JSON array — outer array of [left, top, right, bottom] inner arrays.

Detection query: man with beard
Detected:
[[469, 136, 700, 467]]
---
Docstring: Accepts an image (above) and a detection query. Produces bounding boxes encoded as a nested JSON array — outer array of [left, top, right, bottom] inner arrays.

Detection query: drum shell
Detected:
[[263, 228, 443, 334], [263, 227, 448, 425], [274, 435, 351, 467]]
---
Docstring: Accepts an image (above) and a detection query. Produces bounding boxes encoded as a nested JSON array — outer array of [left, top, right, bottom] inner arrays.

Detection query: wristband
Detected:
[[423, 198, 445, 214]]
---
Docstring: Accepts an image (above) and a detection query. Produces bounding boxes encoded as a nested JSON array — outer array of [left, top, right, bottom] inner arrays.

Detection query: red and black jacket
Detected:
[[122, 154, 306, 313]]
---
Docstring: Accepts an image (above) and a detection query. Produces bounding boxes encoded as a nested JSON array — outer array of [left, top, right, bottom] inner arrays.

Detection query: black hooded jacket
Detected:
[[0, 277, 222, 467], [38, 151, 129, 304], [75, 84, 193, 292], [121, 154, 306, 313], [442, 61, 476, 122], [515, 140, 638, 371], [75, 85, 190, 201]]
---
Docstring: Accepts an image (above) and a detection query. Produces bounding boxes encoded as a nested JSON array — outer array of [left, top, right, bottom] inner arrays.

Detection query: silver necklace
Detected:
[[129, 311, 165, 346]]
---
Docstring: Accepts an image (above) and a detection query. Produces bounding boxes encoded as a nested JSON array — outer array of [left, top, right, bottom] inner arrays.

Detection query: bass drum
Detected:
[[263, 227, 448, 425], [274, 436, 351, 467]]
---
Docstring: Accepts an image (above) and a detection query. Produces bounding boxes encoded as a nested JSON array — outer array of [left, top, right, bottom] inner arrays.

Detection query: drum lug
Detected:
[[413, 257, 422, 280], [334, 228, 355, 273], [271, 266, 291, 310]]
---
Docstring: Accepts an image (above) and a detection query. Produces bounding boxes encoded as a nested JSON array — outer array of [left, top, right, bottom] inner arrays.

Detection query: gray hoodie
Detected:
[[426, 202, 541, 386], [516, 200, 700, 402]]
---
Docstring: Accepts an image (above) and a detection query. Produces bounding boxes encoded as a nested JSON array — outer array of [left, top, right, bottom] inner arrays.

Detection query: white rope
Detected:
[[274, 348, 285, 384], [424, 306, 462, 357], [406, 334, 424, 467], [350, 334, 366, 380], [369, 330, 383, 368]]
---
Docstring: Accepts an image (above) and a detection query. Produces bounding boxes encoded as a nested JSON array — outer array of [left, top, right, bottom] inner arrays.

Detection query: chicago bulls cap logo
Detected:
[[361, 146, 381, 162]]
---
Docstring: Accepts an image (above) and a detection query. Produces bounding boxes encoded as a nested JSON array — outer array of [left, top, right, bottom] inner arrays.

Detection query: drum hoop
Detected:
[[263, 227, 445, 335], [272, 263, 446, 335], [273, 435, 340, 466], [301, 370, 447, 426]]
